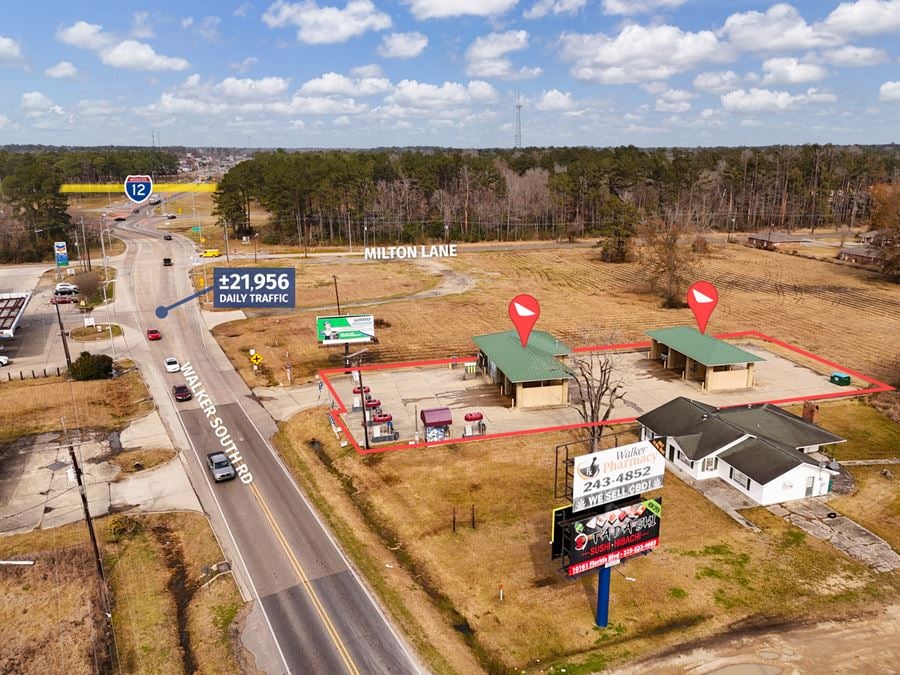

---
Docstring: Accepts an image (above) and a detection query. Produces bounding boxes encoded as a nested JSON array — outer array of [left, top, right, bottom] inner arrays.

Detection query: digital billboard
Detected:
[[565, 497, 662, 576], [316, 315, 375, 345], [572, 440, 665, 512]]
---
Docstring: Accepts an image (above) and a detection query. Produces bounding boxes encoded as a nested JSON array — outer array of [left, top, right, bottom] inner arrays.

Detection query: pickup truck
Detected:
[[206, 452, 236, 482]]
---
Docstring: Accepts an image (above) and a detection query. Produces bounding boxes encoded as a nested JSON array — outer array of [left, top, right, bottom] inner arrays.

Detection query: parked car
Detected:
[[0, 355, 9, 367], [163, 234, 173, 241], [164, 357, 180, 373], [133, 208, 140, 214], [172, 384, 192, 401], [55, 282, 79, 294], [114, 216, 127, 222], [200, 249, 221, 258], [206, 452, 236, 482], [163, 258, 173, 266], [50, 295, 76, 304], [166, 214, 177, 220], [146, 328, 162, 341]]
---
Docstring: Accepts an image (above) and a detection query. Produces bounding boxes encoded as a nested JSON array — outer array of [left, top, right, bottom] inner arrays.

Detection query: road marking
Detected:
[[250, 482, 360, 675]]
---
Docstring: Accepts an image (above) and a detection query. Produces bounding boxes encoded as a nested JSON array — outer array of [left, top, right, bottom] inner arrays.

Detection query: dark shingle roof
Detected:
[[718, 404, 845, 448], [646, 326, 764, 367], [636, 398, 744, 460], [472, 330, 571, 383], [718, 437, 819, 485]]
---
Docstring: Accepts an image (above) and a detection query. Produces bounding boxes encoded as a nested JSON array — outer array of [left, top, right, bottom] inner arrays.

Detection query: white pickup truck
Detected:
[[206, 452, 236, 482]]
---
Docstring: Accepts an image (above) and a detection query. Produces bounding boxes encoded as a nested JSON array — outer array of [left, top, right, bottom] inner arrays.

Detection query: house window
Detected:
[[729, 467, 751, 490], [702, 457, 718, 472], [677, 451, 694, 469]]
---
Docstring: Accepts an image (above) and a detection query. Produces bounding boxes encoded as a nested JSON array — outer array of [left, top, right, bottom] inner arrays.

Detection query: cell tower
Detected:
[[514, 91, 523, 148]]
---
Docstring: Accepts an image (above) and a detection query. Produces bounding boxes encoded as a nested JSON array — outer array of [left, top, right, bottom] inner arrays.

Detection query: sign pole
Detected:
[[596, 566, 611, 627]]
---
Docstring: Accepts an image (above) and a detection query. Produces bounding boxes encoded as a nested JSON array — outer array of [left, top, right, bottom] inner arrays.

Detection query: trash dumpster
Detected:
[[830, 372, 851, 386]]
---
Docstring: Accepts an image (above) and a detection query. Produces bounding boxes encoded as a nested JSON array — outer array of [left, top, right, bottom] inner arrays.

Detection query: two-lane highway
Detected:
[[112, 207, 423, 674]]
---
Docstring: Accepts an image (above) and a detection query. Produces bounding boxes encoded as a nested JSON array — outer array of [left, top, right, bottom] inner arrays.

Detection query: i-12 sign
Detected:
[[572, 440, 664, 513]]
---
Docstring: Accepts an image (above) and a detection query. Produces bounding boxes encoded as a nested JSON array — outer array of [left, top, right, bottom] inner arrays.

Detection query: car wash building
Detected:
[[472, 330, 571, 408], [646, 326, 763, 392]]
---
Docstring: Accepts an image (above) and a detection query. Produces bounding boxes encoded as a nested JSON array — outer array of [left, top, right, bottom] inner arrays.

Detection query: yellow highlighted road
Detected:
[[60, 183, 218, 193], [250, 482, 360, 675]]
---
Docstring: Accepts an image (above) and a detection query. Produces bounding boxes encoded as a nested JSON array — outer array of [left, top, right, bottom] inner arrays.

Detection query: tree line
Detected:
[[212, 145, 900, 250], [0, 148, 179, 262]]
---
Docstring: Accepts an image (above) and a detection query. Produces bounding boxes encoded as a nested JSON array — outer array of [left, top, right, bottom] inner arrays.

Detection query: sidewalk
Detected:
[[664, 461, 761, 532]]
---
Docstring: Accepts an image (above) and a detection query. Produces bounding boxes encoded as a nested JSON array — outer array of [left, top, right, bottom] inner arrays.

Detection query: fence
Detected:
[[4, 366, 66, 381]]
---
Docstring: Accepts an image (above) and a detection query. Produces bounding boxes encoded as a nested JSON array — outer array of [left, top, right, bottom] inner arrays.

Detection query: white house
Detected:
[[637, 397, 844, 506]]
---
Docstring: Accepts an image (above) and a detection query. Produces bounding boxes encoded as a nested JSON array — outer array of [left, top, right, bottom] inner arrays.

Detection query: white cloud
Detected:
[[21, 91, 54, 110], [0, 114, 10, 129], [401, 0, 518, 20], [761, 57, 828, 84], [523, 0, 585, 20], [466, 30, 541, 80], [820, 0, 900, 38], [333, 115, 351, 125], [153, 92, 228, 115], [57, 21, 189, 71], [721, 4, 838, 52], [271, 95, 368, 115], [535, 89, 574, 111], [0, 36, 23, 62], [131, 11, 155, 39], [57, 21, 116, 50], [76, 99, 125, 116], [100, 40, 190, 71], [219, 76, 291, 98], [560, 24, 722, 84], [194, 16, 223, 42], [300, 72, 391, 96], [386, 79, 497, 109], [182, 17, 195, 28], [350, 63, 382, 77], [823, 45, 889, 66], [878, 81, 900, 102], [234, 2, 254, 17], [601, 0, 684, 15], [721, 86, 836, 112], [262, 0, 391, 44], [290, 119, 306, 128], [377, 32, 427, 58], [231, 56, 258, 72], [655, 88, 695, 112], [45, 61, 78, 79], [693, 70, 740, 93]]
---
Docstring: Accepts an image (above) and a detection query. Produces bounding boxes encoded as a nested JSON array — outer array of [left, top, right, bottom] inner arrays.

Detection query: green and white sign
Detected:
[[316, 314, 375, 345]]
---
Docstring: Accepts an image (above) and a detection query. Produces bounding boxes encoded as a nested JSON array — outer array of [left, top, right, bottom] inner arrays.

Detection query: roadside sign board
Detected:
[[83, 316, 95, 328], [54, 241, 69, 267], [124, 175, 153, 204], [565, 497, 662, 576], [572, 440, 664, 513], [191, 226, 201, 232], [316, 315, 375, 345], [550, 504, 574, 559], [249, 353, 263, 365]]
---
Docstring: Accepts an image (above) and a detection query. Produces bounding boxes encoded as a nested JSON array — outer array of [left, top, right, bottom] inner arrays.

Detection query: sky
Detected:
[[0, 0, 898, 148]]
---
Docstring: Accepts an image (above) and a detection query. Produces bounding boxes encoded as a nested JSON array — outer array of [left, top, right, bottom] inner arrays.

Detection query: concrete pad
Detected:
[[110, 455, 201, 513], [119, 410, 174, 450], [202, 308, 246, 330], [253, 384, 323, 421]]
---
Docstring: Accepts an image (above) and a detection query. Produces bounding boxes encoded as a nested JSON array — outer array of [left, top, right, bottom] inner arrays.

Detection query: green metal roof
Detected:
[[472, 330, 571, 383], [646, 326, 764, 367]]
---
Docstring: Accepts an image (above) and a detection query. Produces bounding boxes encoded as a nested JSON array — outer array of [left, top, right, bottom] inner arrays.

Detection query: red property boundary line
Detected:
[[319, 330, 894, 455]]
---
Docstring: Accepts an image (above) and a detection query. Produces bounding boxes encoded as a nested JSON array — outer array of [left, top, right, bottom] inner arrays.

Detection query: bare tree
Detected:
[[639, 206, 705, 308], [568, 351, 627, 452]]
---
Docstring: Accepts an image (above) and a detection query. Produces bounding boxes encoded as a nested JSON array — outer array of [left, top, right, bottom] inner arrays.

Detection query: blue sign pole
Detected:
[[596, 566, 611, 627]]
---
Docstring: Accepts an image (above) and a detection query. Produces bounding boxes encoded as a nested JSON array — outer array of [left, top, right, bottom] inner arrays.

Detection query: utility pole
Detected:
[[223, 225, 230, 264], [98, 229, 117, 360], [357, 366, 370, 450], [55, 301, 73, 371], [253, 233, 258, 263], [81, 217, 92, 271], [332, 275, 342, 315], [66, 440, 104, 581]]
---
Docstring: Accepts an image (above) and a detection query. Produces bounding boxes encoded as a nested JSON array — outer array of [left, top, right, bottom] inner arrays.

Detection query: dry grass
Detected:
[[278, 409, 897, 672], [783, 399, 900, 461], [827, 466, 900, 551], [0, 370, 153, 444], [213, 242, 900, 386], [70, 324, 124, 341], [108, 448, 176, 475]]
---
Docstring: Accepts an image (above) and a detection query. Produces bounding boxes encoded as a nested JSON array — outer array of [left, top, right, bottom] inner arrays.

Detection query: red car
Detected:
[[172, 385, 192, 401], [50, 295, 75, 305], [146, 329, 162, 341]]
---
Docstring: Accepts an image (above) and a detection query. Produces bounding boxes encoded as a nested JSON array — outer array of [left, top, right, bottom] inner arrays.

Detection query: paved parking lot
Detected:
[[331, 343, 857, 448]]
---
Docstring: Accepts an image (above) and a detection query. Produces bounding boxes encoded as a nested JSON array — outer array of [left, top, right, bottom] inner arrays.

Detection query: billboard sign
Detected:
[[572, 440, 664, 512], [565, 497, 662, 576], [124, 175, 153, 204], [54, 241, 69, 267], [316, 315, 375, 345]]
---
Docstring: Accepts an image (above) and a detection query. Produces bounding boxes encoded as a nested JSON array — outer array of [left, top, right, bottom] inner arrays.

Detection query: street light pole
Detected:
[[254, 233, 258, 263], [98, 229, 117, 360], [55, 301, 73, 370]]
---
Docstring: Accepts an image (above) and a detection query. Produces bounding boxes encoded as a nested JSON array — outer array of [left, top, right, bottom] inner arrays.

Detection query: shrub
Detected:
[[108, 515, 143, 542], [70, 351, 114, 380]]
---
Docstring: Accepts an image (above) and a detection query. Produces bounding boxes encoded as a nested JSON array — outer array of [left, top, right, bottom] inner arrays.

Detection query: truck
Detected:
[[206, 452, 236, 482]]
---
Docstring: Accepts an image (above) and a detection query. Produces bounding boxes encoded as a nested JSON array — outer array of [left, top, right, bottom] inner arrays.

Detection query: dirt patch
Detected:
[[106, 448, 176, 476], [151, 523, 199, 674]]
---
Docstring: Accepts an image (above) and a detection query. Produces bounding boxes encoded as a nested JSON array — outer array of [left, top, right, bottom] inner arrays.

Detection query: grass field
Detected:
[[70, 324, 123, 341], [828, 466, 900, 552], [0, 512, 243, 675], [784, 399, 900, 460], [212, 241, 900, 387], [0, 370, 153, 444], [277, 409, 898, 673]]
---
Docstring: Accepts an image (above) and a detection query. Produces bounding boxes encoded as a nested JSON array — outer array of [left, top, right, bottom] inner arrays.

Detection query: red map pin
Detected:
[[687, 281, 719, 334], [509, 294, 540, 347]]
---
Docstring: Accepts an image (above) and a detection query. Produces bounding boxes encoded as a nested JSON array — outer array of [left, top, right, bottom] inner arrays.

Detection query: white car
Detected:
[[164, 357, 180, 373], [0, 355, 9, 366], [55, 282, 79, 292]]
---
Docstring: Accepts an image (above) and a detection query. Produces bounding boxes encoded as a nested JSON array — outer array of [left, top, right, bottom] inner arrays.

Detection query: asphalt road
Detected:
[[112, 201, 423, 675]]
